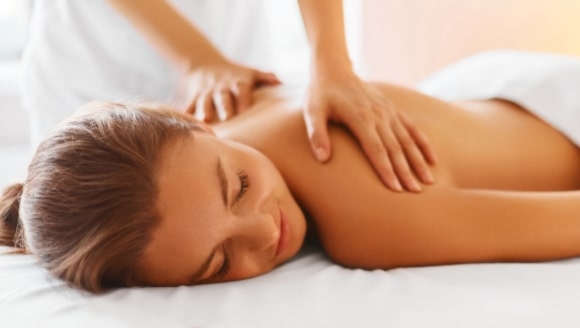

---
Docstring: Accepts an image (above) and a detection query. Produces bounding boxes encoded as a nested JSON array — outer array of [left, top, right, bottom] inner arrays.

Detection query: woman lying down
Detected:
[[2, 51, 580, 294]]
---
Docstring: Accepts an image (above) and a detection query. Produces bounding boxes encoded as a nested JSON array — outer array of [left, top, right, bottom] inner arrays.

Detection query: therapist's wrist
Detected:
[[183, 52, 230, 73], [311, 55, 353, 79], [311, 53, 352, 75]]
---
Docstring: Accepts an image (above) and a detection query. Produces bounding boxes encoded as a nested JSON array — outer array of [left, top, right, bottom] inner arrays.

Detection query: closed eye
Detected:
[[234, 170, 250, 204], [215, 244, 231, 280]]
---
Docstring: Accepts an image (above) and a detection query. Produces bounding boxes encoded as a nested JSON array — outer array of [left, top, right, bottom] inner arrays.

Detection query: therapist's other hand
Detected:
[[304, 67, 437, 193], [183, 61, 280, 122]]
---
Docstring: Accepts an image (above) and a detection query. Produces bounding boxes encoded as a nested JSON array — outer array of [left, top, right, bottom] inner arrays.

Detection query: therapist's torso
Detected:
[[22, 0, 273, 145]]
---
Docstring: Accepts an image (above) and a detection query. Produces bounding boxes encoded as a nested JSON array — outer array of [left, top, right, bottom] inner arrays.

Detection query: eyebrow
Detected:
[[188, 157, 228, 284]]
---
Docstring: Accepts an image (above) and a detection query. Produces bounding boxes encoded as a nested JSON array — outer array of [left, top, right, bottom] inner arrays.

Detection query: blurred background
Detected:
[[0, 0, 31, 188], [1, 0, 580, 186]]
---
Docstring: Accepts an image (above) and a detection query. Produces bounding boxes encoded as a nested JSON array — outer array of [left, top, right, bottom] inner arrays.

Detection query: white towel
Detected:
[[418, 50, 580, 147]]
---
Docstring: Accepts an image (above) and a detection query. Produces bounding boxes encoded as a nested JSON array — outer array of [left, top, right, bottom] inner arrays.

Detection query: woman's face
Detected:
[[140, 130, 307, 286]]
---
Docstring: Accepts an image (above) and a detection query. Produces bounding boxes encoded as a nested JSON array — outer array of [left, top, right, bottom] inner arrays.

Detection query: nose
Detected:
[[237, 201, 278, 253]]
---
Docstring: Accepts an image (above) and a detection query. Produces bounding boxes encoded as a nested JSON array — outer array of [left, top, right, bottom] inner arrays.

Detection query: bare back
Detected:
[[216, 83, 580, 192]]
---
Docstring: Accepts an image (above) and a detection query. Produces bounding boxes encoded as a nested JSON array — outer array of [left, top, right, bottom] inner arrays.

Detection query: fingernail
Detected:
[[424, 171, 435, 184], [431, 154, 438, 164], [412, 180, 422, 192], [315, 147, 327, 162], [392, 180, 403, 192]]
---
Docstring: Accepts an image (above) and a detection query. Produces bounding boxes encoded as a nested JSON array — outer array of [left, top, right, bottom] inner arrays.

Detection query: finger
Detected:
[[391, 117, 434, 186], [185, 94, 198, 115], [255, 71, 281, 86], [303, 103, 331, 162], [380, 123, 422, 192], [347, 113, 402, 191], [353, 128, 403, 192], [398, 111, 438, 165], [232, 81, 252, 113], [213, 88, 235, 121], [196, 92, 216, 123]]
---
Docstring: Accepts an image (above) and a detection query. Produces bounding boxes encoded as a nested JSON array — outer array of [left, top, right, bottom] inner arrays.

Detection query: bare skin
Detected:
[[215, 83, 580, 265], [142, 82, 580, 287]]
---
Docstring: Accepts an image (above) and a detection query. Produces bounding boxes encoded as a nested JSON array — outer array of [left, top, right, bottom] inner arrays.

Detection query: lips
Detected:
[[275, 206, 290, 257]]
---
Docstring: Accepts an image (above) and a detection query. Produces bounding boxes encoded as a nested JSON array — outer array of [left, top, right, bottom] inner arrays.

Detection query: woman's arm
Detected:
[[301, 111, 580, 271], [325, 185, 580, 269], [303, 121, 580, 269]]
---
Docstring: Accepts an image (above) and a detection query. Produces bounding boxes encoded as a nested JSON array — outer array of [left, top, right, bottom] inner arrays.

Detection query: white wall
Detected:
[[362, 0, 580, 86]]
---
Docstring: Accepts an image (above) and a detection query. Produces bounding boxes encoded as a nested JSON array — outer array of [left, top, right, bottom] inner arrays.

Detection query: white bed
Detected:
[[3, 50, 580, 328], [2, 243, 580, 328]]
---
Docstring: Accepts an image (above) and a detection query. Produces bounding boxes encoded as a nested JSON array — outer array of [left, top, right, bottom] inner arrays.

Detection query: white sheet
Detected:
[[2, 244, 580, 328], [3, 51, 580, 328]]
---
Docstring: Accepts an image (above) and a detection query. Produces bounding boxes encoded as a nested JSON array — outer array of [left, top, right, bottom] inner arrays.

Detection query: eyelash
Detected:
[[234, 170, 250, 204], [216, 244, 231, 279]]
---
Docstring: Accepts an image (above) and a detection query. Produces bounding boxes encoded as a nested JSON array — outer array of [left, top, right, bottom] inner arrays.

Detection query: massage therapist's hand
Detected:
[[182, 60, 281, 122], [304, 65, 437, 192]]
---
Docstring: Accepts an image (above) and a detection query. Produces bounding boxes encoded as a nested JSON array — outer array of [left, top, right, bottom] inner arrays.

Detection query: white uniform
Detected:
[[21, 0, 273, 145]]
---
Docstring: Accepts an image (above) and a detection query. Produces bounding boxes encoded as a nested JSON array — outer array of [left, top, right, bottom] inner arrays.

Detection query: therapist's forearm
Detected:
[[107, 0, 226, 72], [297, 0, 352, 70]]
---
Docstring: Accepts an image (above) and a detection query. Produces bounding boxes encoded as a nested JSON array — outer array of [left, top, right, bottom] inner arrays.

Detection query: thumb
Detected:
[[303, 104, 332, 163], [254, 70, 281, 86]]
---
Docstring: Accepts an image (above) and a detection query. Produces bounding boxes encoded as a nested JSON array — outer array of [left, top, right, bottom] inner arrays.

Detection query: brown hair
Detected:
[[0, 102, 204, 293]]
